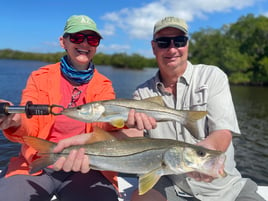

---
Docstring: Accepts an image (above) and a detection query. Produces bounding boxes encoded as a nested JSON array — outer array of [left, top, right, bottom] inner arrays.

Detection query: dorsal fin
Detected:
[[85, 126, 117, 144], [143, 96, 164, 106]]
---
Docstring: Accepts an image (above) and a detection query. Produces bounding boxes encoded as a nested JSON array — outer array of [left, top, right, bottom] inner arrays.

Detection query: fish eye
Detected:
[[196, 149, 206, 157]]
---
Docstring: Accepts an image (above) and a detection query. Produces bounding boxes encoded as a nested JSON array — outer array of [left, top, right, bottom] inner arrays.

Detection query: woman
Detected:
[[0, 14, 155, 201]]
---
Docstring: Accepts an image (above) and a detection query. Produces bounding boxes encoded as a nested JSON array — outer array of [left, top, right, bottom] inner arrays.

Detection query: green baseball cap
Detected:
[[64, 15, 103, 38], [153, 16, 188, 36]]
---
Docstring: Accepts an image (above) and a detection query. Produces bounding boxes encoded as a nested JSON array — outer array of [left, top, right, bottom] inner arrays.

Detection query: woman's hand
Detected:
[[0, 100, 21, 130], [52, 133, 92, 173]]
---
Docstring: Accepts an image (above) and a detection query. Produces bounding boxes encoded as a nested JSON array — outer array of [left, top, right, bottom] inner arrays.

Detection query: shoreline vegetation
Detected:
[[1, 14, 267, 86]]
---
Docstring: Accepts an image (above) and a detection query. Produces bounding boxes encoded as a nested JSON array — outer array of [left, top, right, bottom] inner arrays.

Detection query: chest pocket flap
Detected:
[[190, 85, 208, 107]]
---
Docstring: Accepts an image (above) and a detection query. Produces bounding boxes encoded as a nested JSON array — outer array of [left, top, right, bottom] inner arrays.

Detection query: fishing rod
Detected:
[[0, 101, 64, 118]]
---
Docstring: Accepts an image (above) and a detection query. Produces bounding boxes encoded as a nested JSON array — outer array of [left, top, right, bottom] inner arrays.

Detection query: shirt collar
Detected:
[[155, 61, 194, 93], [182, 61, 194, 86]]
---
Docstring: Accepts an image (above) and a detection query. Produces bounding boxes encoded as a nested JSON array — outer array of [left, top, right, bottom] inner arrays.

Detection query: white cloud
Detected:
[[100, 24, 115, 36], [102, 0, 255, 39]]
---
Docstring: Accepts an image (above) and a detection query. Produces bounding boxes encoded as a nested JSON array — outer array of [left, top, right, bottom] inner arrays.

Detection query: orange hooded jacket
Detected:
[[3, 62, 118, 188]]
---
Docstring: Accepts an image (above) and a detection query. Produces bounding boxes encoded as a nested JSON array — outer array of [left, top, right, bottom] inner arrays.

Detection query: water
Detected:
[[231, 86, 268, 185], [0, 59, 267, 185]]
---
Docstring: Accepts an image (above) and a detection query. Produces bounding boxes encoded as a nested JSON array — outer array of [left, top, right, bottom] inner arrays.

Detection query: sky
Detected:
[[1, 0, 268, 58]]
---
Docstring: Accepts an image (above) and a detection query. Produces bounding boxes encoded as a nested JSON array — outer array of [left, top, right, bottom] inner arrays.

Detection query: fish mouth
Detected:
[[61, 107, 80, 118], [61, 107, 77, 113], [203, 154, 227, 178]]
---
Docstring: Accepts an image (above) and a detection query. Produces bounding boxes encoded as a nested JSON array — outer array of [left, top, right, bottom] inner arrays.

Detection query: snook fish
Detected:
[[23, 127, 226, 195], [61, 96, 207, 136]]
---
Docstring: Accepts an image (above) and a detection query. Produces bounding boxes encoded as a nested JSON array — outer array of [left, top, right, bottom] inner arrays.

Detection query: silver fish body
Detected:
[[61, 97, 207, 136], [75, 138, 225, 177], [23, 132, 226, 195]]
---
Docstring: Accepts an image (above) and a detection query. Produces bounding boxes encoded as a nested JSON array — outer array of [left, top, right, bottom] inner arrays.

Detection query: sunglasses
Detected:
[[153, 36, 188, 49], [67, 33, 101, 47]]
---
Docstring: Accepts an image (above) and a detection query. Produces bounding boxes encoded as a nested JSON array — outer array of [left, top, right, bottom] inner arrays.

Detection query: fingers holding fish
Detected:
[[52, 134, 92, 173], [80, 154, 90, 173], [53, 148, 90, 173], [125, 109, 135, 128], [132, 112, 149, 130], [53, 133, 92, 173], [137, 113, 157, 130], [63, 149, 79, 172], [70, 148, 90, 173], [126, 109, 157, 130], [52, 156, 66, 171]]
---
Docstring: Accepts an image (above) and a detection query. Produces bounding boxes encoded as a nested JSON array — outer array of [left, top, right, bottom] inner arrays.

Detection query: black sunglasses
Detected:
[[153, 36, 188, 49], [66, 33, 101, 47]]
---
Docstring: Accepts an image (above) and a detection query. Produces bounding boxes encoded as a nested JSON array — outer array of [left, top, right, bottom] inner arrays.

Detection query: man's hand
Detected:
[[187, 172, 215, 183], [126, 109, 157, 130], [187, 130, 231, 182]]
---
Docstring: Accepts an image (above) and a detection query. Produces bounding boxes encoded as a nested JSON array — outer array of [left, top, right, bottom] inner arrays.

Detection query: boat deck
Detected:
[[0, 171, 267, 200]]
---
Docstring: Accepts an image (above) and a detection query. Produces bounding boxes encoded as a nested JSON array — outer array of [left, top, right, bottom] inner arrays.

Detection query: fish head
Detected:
[[182, 146, 227, 178], [61, 102, 105, 122]]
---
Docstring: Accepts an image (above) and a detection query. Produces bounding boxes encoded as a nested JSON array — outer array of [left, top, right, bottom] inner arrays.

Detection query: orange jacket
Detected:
[[3, 62, 118, 188]]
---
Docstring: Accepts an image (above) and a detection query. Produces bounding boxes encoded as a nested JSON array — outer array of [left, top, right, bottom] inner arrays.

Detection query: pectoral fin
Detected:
[[111, 119, 125, 128], [138, 168, 162, 195]]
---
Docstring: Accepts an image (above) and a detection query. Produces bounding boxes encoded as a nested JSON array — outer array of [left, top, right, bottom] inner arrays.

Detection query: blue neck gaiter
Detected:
[[60, 55, 95, 85]]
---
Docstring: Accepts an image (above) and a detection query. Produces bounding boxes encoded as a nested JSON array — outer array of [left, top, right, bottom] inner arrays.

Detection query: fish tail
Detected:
[[23, 136, 56, 174], [29, 156, 54, 174], [23, 136, 56, 153]]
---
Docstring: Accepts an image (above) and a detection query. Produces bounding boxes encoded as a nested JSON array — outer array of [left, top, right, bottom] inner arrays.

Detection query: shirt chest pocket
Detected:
[[188, 85, 208, 110]]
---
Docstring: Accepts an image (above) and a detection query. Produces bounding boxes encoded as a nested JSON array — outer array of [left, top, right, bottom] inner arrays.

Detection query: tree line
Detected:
[[0, 49, 157, 71], [0, 14, 267, 85], [189, 14, 268, 86]]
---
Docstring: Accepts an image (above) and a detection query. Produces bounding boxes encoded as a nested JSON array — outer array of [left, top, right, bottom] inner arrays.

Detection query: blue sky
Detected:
[[1, 0, 267, 58]]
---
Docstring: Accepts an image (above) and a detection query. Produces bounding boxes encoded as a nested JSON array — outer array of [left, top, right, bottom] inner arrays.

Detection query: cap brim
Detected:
[[64, 27, 103, 38], [154, 25, 188, 35]]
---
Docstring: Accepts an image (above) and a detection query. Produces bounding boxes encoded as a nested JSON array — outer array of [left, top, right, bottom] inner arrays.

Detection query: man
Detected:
[[129, 16, 265, 201]]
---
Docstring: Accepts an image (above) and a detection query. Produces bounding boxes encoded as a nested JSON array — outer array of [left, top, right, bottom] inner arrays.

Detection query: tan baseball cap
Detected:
[[153, 16, 188, 35]]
